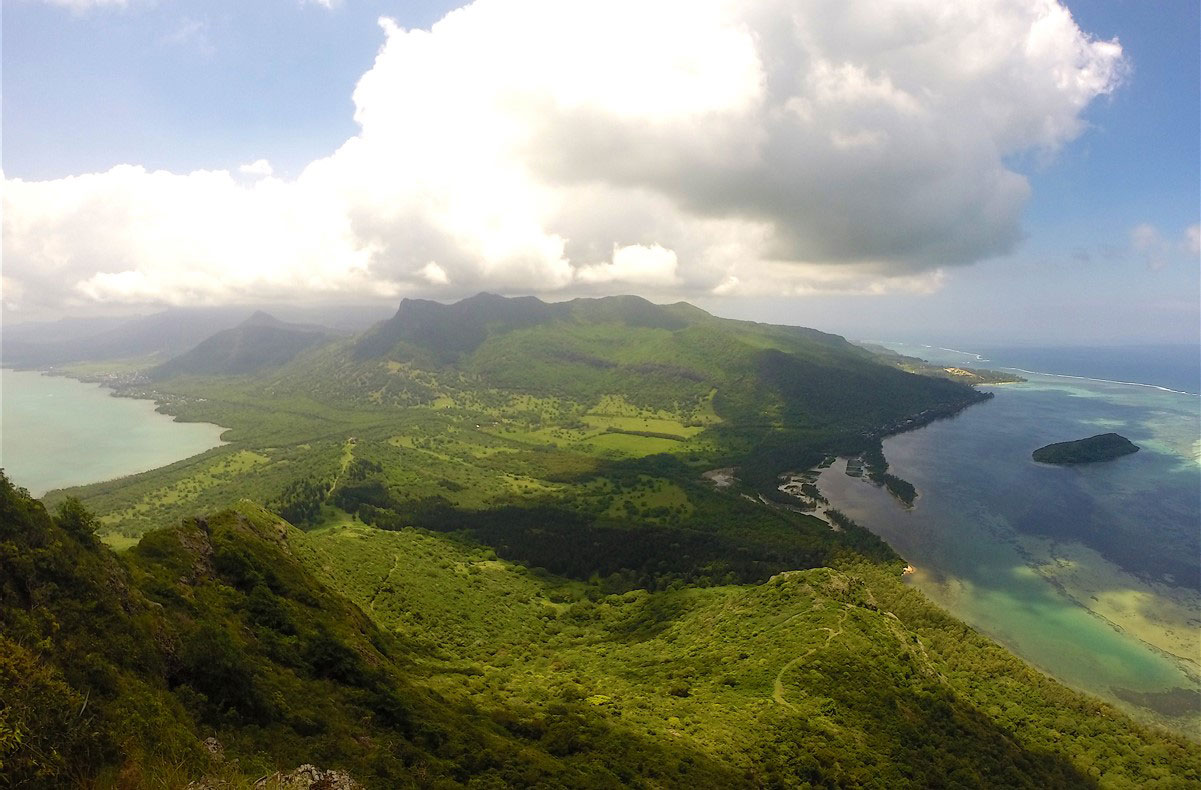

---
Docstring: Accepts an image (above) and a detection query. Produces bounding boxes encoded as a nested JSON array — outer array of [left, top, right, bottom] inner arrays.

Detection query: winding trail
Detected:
[[367, 552, 403, 613], [773, 607, 850, 708], [326, 438, 356, 498]]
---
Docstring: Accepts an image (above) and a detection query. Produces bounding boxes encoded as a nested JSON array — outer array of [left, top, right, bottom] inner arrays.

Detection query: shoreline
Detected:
[[4, 364, 231, 433], [809, 408, 1201, 736], [2, 367, 229, 499], [870, 340, 1201, 397]]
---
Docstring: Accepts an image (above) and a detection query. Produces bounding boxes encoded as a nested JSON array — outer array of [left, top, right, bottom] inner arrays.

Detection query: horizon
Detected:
[[4, 291, 1201, 356], [3, 0, 1198, 347]]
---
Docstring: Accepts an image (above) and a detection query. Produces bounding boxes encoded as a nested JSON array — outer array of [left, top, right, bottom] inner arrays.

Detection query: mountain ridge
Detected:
[[150, 312, 335, 379]]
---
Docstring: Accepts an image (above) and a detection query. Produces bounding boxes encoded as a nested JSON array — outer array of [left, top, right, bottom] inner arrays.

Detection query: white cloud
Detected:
[[3, 0, 1125, 315], [420, 262, 451, 286], [1185, 225, 1200, 257], [1131, 222, 1167, 270], [159, 18, 214, 56], [1130, 222, 1200, 271], [1131, 223, 1161, 250], [577, 244, 681, 287], [31, 0, 129, 10], [239, 159, 275, 178]]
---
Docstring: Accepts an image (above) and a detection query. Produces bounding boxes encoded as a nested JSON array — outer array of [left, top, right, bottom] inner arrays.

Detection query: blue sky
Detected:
[[3, 0, 1198, 345]]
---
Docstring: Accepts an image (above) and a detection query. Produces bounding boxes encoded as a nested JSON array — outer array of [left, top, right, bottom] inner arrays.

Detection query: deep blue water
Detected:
[[934, 344, 1200, 395], [817, 342, 1201, 727]]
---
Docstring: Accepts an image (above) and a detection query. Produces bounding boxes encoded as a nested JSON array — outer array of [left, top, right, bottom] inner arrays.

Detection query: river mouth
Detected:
[[1, 368, 226, 497], [811, 373, 1201, 734]]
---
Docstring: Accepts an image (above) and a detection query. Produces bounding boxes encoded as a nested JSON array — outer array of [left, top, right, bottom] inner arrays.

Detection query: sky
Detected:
[[3, 0, 1198, 346]]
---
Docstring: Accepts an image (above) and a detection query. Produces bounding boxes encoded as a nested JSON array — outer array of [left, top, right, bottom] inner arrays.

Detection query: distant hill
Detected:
[[2, 307, 251, 368], [344, 293, 985, 482], [354, 292, 839, 364], [2, 305, 393, 370], [856, 342, 1024, 385], [1, 314, 133, 346], [150, 311, 334, 379]]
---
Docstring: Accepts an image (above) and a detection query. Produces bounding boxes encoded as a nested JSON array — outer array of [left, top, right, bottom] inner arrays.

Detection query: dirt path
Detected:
[[367, 553, 402, 613], [326, 438, 356, 498], [773, 607, 850, 708]]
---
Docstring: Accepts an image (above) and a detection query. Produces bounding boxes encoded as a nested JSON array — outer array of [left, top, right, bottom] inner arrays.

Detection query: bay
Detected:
[[0, 368, 225, 497], [816, 344, 1201, 730]]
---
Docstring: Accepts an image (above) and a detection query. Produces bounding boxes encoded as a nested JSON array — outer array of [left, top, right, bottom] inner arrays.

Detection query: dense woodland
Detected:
[[5, 294, 1199, 786]]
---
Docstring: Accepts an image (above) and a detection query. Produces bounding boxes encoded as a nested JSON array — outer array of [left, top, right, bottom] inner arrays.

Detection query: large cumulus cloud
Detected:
[[3, 0, 1124, 316]]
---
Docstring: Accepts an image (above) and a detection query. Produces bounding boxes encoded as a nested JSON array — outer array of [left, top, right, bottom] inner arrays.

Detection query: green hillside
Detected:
[[4, 476, 1199, 787], [150, 311, 335, 379], [80, 293, 984, 540], [0, 474, 654, 787]]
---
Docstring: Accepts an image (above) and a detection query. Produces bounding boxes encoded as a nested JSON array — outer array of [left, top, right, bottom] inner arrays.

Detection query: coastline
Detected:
[[1, 367, 228, 498], [808, 377, 1201, 736], [7, 362, 230, 432]]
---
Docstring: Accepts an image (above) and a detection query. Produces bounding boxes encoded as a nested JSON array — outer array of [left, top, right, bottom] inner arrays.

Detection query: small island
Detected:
[[1032, 432, 1139, 465]]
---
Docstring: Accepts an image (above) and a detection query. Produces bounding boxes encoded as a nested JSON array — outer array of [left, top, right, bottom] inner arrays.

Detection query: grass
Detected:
[[99, 532, 140, 552], [601, 477, 694, 520], [580, 432, 687, 457], [289, 522, 1201, 786]]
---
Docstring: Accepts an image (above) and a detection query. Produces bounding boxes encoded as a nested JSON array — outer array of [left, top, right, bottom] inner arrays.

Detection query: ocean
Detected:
[[0, 369, 225, 497], [816, 343, 1201, 731], [974, 344, 1200, 396]]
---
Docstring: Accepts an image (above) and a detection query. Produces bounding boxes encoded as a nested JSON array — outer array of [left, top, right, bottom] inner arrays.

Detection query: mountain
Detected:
[[1, 314, 134, 346], [2, 307, 253, 368], [356, 292, 835, 364], [341, 293, 988, 485], [2, 305, 395, 370], [150, 312, 335, 379], [57, 293, 994, 539], [348, 292, 983, 422]]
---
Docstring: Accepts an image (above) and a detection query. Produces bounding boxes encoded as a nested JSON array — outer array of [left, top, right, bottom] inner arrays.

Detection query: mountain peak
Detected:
[[242, 310, 284, 327]]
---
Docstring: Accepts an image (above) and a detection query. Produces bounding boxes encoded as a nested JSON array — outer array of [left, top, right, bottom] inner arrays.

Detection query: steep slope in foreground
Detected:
[[4, 475, 1199, 787], [0, 474, 623, 788]]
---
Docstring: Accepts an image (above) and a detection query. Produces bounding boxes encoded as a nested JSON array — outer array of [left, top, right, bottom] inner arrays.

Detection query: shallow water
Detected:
[[1, 369, 225, 497], [816, 353, 1201, 725]]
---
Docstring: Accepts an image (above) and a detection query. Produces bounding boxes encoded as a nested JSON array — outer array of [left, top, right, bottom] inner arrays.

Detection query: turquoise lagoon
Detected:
[[817, 345, 1201, 730], [1, 369, 225, 497]]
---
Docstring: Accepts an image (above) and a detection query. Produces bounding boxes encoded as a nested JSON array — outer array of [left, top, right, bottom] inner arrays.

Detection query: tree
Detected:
[[54, 497, 98, 540]]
